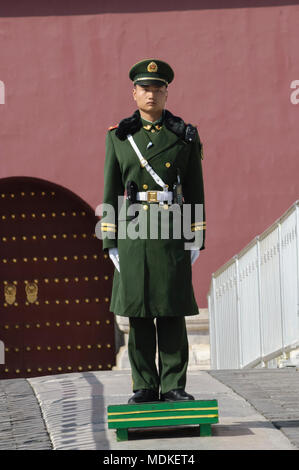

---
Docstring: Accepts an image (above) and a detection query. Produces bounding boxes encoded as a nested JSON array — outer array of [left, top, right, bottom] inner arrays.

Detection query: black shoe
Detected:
[[128, 389, 159, 404], [160, 389, 195, 401]]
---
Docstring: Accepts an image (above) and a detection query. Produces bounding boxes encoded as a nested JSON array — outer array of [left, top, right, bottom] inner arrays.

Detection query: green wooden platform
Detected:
[[107, 399, 218, 441]]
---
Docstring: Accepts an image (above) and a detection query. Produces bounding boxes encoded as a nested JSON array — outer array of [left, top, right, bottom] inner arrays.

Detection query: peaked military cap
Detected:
[[129, 59, 174, 87]]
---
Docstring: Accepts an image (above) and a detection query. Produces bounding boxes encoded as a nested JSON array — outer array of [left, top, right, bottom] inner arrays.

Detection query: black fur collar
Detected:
[[115, 110, 142, 141], [115, 109, 196, 143]]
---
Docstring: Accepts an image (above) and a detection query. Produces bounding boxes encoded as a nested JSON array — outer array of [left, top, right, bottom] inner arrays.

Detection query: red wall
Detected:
[[1, 2, 299, 307]]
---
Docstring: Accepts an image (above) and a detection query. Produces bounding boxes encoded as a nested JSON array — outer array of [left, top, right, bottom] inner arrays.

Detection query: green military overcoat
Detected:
[[100, 109, 206, 318]]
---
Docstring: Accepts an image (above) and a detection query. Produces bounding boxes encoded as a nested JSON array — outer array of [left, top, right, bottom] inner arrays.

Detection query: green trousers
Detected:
[[128, 316, 189, 394]]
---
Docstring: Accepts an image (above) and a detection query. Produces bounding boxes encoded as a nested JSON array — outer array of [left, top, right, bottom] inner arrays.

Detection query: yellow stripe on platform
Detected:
[[108, 407, 218, 416], [108, 414, 218, 423]]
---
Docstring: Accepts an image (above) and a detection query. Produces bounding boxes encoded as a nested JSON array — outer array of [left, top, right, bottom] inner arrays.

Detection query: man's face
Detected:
[[133, 84, 168, 116]]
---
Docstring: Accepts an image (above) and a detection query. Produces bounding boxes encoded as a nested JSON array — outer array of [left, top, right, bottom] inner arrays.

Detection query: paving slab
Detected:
[[0, 379, 52, 450], [209, 368, 299, 449], [27, 370, 295, 450]]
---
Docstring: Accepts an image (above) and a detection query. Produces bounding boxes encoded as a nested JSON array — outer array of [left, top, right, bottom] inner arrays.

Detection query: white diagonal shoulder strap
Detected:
[[127, 134, 168, 191]]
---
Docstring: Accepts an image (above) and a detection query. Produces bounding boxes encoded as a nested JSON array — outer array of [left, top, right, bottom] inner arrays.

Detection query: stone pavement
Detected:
[[209, 368, 299, 449], [0, 379, 51, 449], [0, 368, 298, 450]]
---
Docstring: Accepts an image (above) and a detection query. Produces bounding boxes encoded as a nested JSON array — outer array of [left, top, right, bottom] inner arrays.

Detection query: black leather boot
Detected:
[[160, 389, 194, 401], [128, 389, 159, 404]]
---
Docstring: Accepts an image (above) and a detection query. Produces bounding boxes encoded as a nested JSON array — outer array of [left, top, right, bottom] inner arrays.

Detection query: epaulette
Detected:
[[108, 124, 118, 131], [164, 110, 198, 144], [192, 124, 203, 159]]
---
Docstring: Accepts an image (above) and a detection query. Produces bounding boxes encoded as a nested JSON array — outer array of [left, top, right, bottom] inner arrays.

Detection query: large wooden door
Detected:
[[0, 176, 115, 378]]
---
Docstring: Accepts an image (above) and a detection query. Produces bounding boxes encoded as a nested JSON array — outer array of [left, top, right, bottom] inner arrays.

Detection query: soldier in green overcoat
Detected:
[[100, 59, 206, 403]]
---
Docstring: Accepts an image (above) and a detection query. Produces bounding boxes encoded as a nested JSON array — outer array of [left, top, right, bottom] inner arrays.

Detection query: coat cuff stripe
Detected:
[[101, 227, 117, 233], [191, 225, 206, 232], [191, 221, 206, 227]]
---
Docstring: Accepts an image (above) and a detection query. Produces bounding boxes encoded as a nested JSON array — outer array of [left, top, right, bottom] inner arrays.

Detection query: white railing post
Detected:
[[208, 293, 214, 369], [256, 236, 266, 367], [296, 203, 299, 337], [211, 275, 220, 369], [234, 256, 243, 368], [278, 222, 286, 358]]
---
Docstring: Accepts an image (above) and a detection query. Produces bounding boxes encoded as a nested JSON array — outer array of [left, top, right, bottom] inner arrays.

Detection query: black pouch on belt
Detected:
[[126, 180, 138, 205]]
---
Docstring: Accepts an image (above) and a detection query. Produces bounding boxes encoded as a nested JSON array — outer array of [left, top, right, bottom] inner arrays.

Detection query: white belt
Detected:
[[127, 134, 169, 191], [136, 190, 173, 203]]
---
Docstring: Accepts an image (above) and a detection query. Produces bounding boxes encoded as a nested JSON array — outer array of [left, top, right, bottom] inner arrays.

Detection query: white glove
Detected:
[[108, 247, 120, 272], [190, 248, 200, 265]]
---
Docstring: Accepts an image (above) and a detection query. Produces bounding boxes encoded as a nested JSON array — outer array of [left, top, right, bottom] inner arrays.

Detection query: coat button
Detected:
[[143, 184, 148, 190], [165, 162, 171, 168]]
